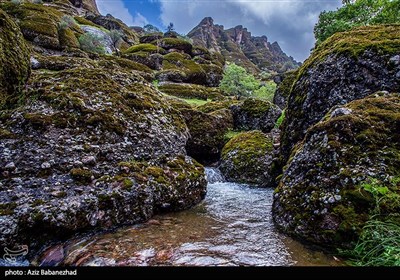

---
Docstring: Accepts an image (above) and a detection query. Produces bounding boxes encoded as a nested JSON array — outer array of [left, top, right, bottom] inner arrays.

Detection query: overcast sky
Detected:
[[96, 0, 342, 62]]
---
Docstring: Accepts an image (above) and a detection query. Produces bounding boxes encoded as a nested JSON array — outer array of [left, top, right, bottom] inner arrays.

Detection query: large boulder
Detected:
[[181, 108, 233, 163], [231, 98, 282, 133], [0, 8, 30, 109], [280, 25, 400, 165], [0, 56, 206, 250], [220, 130, 275, 186], [273, 93, 400, 247]]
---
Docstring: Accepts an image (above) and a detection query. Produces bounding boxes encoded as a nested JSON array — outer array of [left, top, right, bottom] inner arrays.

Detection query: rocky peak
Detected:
[[188, 17, 300, 73]]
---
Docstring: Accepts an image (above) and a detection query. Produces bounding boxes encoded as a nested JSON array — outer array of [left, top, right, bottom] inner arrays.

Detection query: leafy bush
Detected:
[[78, 33, 106, 54], [253, 81, 276, 102], [275, 110, 285, 128], [219, 63, 259, 99], [314, 0, 400, 46], [341, 177, 400, 266]]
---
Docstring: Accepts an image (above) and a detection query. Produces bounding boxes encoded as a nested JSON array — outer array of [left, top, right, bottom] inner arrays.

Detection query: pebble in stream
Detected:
[[38, 168, 341, 266]]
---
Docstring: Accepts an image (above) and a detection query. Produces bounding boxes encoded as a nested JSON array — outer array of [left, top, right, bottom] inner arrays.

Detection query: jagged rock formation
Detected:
[[188, 17, 300, 74], [273, 93, 400, 247]]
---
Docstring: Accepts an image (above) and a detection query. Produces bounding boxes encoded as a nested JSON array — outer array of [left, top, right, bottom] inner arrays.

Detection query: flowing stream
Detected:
[[37, 168, 341, 266]]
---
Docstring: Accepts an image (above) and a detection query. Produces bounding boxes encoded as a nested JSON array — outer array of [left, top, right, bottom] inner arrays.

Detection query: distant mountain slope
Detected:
[[188, 17, 300, 74]]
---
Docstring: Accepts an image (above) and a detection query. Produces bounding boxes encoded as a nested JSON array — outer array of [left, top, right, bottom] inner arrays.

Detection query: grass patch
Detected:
[[275, 110, 285, 129]]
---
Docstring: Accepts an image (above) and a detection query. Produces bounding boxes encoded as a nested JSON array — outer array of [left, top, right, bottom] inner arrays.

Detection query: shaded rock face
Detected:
[[188, 17, 300, 73], [273, 93, 400, 247], [231, 99, 282, 133], [0, 54, 207, 250], [69, 0, 99, 14], [181, 108, 233, 163], [220, 131, 275, 186], [280, 25, 400, 165], [0, 9, 30, 109], [273, 70, 298, 110]]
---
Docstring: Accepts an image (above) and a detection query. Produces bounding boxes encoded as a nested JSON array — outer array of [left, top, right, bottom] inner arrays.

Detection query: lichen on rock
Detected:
[[273, 93, 400, 247], [220, 130, 275, 186]]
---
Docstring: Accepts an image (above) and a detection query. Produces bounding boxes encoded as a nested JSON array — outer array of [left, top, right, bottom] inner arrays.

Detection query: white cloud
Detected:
[[96, 0, 135, 26], [156, 0, 342, 61], [132, 12, 149, 27]]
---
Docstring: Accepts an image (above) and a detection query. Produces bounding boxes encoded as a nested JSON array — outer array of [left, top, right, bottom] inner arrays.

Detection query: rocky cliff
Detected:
[[188, 17, 300, 74]]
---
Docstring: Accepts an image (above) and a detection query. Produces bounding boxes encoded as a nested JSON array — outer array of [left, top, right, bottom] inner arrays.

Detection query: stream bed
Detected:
[[37, 168, 341, 266]]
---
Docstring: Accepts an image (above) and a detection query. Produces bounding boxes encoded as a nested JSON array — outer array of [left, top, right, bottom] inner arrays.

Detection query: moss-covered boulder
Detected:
[[273, 70, 298, 109], [181, 108, 233, 163], [220, 131, 275, 186], [0, 53, 208, 251], [0, 8, 31, 109], [1, 2, 63, 50], [158, 82, 224, 101], [280, 25, 400, 166], [231, 98, 282, 133], [273, 93, 400, 248], [157, 38, 193, 54], [196, 99, 239, 113]]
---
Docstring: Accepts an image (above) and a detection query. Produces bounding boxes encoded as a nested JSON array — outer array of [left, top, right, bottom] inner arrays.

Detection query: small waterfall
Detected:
[[205, 167, 225, 184]]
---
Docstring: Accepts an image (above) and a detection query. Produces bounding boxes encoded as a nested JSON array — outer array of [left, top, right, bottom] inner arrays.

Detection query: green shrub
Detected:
[[79, 33, 106, 54]]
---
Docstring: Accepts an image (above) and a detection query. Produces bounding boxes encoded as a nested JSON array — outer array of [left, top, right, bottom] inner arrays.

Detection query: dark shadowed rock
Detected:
[[273, 70, 298, 109], [231, 98, 282, 133]]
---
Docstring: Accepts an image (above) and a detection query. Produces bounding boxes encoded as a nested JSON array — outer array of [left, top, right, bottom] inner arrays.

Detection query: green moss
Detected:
[[0, 8, 31, 109], [31, 199, 45, 207], [74, 16, 103, 29], [240, 98, 273, 117], [70, 168, 93, 184], [124, 43, 160, 54], [275, 70, 299, 99], [156, 38, 192, 53], [223, 130, 244, 142], [222, 130, 274, 159], [196, 99, 238, 113], [0, 202, 17, 216], [0, 128, 15, 139], [58, 28, 79, 49], [99, 56, 153, 73], [24, 113, 52, 128]]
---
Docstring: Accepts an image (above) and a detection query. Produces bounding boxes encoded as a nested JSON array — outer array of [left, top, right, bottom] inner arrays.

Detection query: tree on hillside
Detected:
[[314, 0, 400, 46], [219, 63, 259, 100], [166, 22, 175, 32]]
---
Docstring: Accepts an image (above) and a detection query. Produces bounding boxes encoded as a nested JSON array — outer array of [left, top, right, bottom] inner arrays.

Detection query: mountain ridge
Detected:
[[187, 17, 300, 74]]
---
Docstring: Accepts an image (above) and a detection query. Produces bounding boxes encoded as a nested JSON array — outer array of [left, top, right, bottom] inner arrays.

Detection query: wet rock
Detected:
[[40, 245, 64, 266]]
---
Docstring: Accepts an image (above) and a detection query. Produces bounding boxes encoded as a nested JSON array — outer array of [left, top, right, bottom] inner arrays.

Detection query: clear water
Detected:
[[38, 168, 341, 266]]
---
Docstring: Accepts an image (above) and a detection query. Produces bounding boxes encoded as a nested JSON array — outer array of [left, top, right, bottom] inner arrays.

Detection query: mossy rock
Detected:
[[181, 108, 233, 163], [160, 52, 223, 86], [1, 2, 63, 50], [220, 130, 275, 186], [273, 93, 400, 248], [158, 83, 223, 101], [196, 99, 239, 113], [156, 38, 193, 54], [139, 32, 163, 44], [0, 8, 31, 109], [280, 25, 400, 167], [231, 98, 282, 133], [124, 43, 165, 55]]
